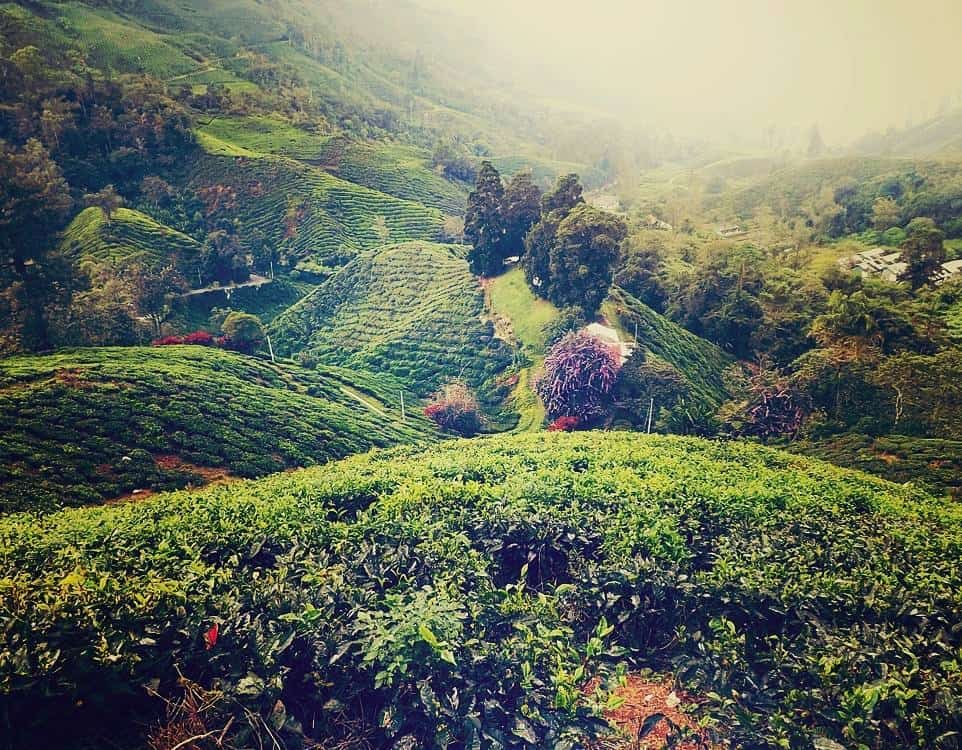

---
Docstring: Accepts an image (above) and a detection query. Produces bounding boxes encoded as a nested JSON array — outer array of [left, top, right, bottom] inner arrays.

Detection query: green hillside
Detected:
[[604, 287, 734, 409], [790, 433, 962, 501], [3, 432, 959, 749], [190, 145, 446, 271], [0, 346, 435, 513], [270, 241, 514, 400], [197, 119, 468, 214], [59, 207, 201, 270]]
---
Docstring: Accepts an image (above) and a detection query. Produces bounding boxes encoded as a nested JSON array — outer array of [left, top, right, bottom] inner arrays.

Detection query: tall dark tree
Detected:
[[501, 170, 541, 255], [84, 184, 124, 223], [0, 139, 75, 350], [614, 235, 668, 313], [464, 161, 506, 276], [521, 173, 585, 297], [899, 217, 945, 289], [541, 173, 584, 215], [547, 203, 627, 315], [131, 264, 188, 335], [0, 139, 73, 275], [807, 124, 826, 158]]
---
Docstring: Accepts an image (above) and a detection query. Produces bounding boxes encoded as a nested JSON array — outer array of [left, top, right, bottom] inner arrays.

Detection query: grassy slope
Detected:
[[604, 287, 734, 409], [59, 207, 201, 269], [197, 118, 467, 215], [486, 267, 559, 353], [191, 139, 445, 270], [2, 432, 960, 749], [269, 242, 513, 400], [484, 268, 559, 431], [789, 433, 962, 501], [0, 346, 435, 513]]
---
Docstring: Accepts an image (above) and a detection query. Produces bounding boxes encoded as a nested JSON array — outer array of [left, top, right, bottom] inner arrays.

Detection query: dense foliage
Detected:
[[424, 381, 483, 436], [536, 333, 621, 423], [1, 432, 960, 750]]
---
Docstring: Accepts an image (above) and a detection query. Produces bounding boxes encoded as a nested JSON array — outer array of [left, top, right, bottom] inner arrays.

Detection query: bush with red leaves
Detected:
[[182, 331, 214, 345], [152, 331, 217, 347], [719, 364, 811, 439], [424, 382, 483, 436], [547, 416, 580, 432], [536, 332, 621, 423]]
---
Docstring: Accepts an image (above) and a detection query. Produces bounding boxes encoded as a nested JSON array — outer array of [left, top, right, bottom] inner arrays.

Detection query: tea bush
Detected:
[[1, 432, 959, 749], [0, 346, 435, 513]]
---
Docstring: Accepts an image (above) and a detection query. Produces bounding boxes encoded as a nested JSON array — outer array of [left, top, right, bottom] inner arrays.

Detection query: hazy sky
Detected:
[[413, 0, 962, 146]]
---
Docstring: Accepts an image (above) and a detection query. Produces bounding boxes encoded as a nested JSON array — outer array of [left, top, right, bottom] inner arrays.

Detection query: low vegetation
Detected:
[[59, 207, 201, 272], [270, 242, 514, 403], [2, 432, 959, 749]]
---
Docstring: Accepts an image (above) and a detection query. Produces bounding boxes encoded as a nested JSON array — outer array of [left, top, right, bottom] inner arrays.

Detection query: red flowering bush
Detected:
[[152, 335, 184, 346], [152, 331, 217, 347], [536, 332, 621, 424], [424, 382, 483, 436], [183, 331, 215, 346], [547, 415, 580, 432]]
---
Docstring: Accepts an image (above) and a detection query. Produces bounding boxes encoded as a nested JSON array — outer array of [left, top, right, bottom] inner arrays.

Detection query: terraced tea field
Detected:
[[270, 242, 513, 399], [197, 118, 467, 213], [0, 346, 435, 513], [191, 146, 445, 270], [59, 207, 201, 271], [3, 432, 959, 750]]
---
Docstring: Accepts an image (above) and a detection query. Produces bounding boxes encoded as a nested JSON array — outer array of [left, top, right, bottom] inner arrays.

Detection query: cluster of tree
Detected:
[[710, 268, 960, 440], [596, 212, 962, 444], [464, 162, 542, 275], [740, 161, 962, 244], [430, 137, 478, 182], [465, 165, 628, 317]]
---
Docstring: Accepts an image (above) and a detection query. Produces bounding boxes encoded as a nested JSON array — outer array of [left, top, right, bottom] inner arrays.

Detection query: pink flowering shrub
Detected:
[[536, 332, 621, 424]]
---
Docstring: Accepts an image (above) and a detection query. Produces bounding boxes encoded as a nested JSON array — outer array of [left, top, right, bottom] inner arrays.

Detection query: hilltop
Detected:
[[2, 431, 959, 749], [0, 345, 435, 513], [59, 206, 201, 271]]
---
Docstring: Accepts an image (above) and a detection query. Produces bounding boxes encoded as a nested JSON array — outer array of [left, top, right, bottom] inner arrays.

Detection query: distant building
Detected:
[[644, 214, 673, 231], [881, 261, 908, 283], [839, 247, 906, 280], [936, 259, 962, 285], [839, 247, 962, 285], [716, 224, 748, 238]]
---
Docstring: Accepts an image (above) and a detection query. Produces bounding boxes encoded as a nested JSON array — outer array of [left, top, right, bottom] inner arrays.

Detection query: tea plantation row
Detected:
[[197, 118, 467, 214], [790, 432, 962, 500], [0, 346, 435, 513], [1, 432, 959, 749], [604, 288, 734, 410], [59, 207, 201, 270], [270, 242, 514, 401], [193, 136, 446, 270]]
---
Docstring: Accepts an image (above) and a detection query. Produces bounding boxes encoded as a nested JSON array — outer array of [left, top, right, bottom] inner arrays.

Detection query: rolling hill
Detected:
[[269, 241, 514, 401], [59, 207, 202, 271], [2, 432, 959, 749], [604, 287, 734, 409], [190, 141, 447, 272], [0, 346, 436, 513], [196, 118, 468, 214]]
